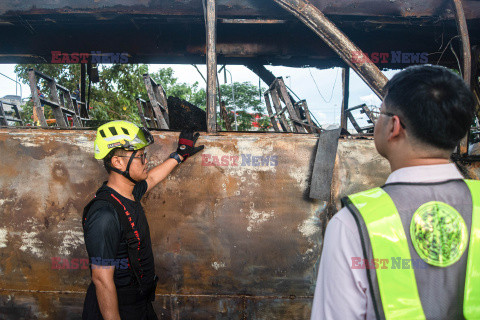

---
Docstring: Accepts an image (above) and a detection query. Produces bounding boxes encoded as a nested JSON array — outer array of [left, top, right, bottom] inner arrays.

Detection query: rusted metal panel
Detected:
[[1, 129, 477, 318], [0, 291, 85, 319]]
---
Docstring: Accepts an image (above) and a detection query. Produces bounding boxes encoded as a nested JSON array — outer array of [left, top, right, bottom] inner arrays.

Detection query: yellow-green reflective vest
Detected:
[[342, 179, 480, 320]]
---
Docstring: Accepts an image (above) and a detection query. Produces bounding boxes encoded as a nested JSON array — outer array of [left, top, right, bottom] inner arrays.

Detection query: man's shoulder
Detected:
[[84, 199, 120, 230], [329, 207, 359, 235], [88, 199, 116, 216]]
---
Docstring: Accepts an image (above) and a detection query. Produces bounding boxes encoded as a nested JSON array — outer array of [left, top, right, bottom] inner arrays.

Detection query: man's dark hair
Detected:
[[103, 148, 128, 173], [383, 65, 475, 150]]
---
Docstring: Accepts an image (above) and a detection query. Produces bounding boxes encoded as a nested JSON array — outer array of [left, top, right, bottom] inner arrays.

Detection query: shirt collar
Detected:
[[385, 163, 464, 184]]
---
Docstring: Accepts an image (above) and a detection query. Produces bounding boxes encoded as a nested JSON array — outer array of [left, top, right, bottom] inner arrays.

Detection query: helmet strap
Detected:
[[108, 150, 139, 184]]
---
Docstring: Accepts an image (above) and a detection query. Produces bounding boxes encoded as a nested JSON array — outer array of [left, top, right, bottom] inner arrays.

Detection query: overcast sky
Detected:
[[0, 63, 399, 129]]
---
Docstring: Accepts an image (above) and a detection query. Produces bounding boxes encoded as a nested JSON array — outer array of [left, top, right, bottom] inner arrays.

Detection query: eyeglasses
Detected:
[[379, 111, 406, 129], [116, 152, 148, 164]]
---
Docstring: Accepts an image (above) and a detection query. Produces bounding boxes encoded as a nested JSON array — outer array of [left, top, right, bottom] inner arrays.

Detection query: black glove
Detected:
[[176, 129, 204, 162]]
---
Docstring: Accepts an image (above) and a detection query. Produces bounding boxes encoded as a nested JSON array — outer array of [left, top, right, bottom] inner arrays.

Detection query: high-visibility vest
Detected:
[[342, 179, 480, 320]]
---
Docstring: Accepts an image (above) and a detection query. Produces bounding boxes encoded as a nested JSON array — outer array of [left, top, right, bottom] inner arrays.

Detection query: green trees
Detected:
[[14, 64, 269, 131], [217, 82, 270, 131]]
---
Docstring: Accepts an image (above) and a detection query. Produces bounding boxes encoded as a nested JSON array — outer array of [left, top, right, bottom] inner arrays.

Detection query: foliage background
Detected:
[[14, 64, 270, 131]]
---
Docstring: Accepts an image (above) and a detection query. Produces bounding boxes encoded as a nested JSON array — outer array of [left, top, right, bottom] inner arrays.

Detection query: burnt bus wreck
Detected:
[[0, 0, 480, 318]]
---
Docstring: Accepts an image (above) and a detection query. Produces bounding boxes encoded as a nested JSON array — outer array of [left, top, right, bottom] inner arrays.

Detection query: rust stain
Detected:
[[1, 129, 479, 318]]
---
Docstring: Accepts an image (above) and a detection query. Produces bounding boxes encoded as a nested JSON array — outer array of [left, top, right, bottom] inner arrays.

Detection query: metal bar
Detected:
[[54, 83, 70, 93], [28, 69, 47, 127], [74, 99, 88, 121], [136, 98, 149, 128], [149, 76, 170, 126], [346, 110, 362, 133], [64, 93, 82, 127], [50, 87, 68, 127], [361, 105, 377, 124], [473, 46, 480, 123], [298, 100, 317, 133], [60, 107, 76, 115], [44, 80, 68, 128], [272, 0, 387, 98], [206, 0, 218, 133], [341, 67, 350, 131], [0, 102, 7, 126], [1, 117, 22, 122], [271, 106, 288, 118], [246, 64, 299, 116], [80, 64, 86, 106], [33, 69, 54, 82], [345, 104, 367, 112], [270, 87, 290, 132], [246, 65, 277, 90], [291, 118, 323, 130], [12, 105, 23, 125], [452, 0, 472, 155], [277, 78, 304, 133], [264, 93, 280, 132], [139, 100, 157, 129], [143, 74, 169, 129], [192, 64, 207, 84], [219, 19, 287, 24], [453, 0, 472, 86], [145, 101, 158, 128], [294, 102, 311, 133]]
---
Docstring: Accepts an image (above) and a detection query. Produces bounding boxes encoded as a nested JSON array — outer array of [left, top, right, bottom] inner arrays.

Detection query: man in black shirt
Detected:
[[82, 121, 203, 320]]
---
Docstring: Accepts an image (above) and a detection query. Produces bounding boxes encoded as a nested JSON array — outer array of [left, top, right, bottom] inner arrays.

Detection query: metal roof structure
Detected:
[[0, 0, 478, 69]]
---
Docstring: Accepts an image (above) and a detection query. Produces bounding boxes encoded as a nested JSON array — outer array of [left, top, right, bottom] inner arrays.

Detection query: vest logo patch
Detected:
[[410, 201, 468, 267]]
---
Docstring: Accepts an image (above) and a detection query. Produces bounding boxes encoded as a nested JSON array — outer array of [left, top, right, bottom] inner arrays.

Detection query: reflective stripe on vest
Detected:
[[348, 188, 426, 320], [464, 179, 480, 319], [348, 179, 480, 320]]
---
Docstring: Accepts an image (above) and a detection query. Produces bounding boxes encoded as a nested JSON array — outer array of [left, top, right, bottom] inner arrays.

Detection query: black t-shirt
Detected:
[[83, 181, 155, 288]]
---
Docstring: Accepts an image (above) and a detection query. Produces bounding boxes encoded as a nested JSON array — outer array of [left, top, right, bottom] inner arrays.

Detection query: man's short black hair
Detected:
[[383, 65, 475, 150]]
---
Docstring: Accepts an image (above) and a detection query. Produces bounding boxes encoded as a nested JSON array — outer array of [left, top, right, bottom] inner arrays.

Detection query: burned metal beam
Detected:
[[341, 67, 350, 131], [246, 64, 297, 107], [80, 63, 86, 106], [453, 0, 472, 155], [473, 46, 480, 121], [206, 0, 218, 133], [272, 0, 388, 98], [246, 64, 277, 88], [453, 0, 472, 86], [219, 18, 287, 24], [28, 70, 47, 127]]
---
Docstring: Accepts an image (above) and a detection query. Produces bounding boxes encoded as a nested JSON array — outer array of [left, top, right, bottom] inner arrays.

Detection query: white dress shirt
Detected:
[[310, 163, 464, 320]]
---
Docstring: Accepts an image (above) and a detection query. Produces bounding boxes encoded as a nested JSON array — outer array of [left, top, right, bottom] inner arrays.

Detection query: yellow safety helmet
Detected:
[[94, 120, 154, 159]]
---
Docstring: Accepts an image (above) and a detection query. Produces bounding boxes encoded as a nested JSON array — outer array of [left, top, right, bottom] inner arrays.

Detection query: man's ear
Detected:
[[110, 155, 125, 170], [387, 116, 404, 141]]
